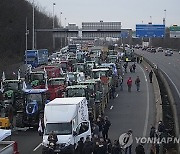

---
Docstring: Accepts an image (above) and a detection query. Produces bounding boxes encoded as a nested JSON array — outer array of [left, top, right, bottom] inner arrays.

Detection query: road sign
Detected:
[[170, 26, 180, 38], [136, 24, 165, 38]]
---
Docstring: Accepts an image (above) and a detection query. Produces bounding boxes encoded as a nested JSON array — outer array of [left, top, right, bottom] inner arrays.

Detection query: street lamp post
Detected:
[[53, 3, 56, 29], [164, 9, 166, 25], [25, 17, 29, 51], [32, 0, 35, 49], [60, 12, 62, 27]]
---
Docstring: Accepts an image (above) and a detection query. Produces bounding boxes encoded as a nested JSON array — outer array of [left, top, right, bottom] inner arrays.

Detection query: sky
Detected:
[[29, 0, 180, 30]]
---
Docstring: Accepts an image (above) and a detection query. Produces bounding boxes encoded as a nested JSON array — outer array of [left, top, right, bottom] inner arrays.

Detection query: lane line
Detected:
[[139, 65, 150, 137], [33, 143, 42, 151]]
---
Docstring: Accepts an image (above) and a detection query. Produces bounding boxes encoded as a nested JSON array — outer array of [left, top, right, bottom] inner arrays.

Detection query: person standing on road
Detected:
[[132, 63, 136, 73], [127, 77, 132, 92], [123, 62, 128, 73], [149, 70, 153, 83], [135, 76, 141, 92], [119, 76, 123, 91], [102, 116, 111, 139]]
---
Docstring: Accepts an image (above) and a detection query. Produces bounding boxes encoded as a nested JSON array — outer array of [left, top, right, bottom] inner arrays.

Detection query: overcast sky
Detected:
[[29, 0, 180, 30]]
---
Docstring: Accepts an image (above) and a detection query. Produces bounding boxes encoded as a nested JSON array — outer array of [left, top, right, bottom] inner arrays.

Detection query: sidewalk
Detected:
[[106, 62, 156, 152]]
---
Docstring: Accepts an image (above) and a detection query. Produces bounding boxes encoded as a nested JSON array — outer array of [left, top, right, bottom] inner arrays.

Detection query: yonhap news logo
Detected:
[[135, 137, 180, 144]]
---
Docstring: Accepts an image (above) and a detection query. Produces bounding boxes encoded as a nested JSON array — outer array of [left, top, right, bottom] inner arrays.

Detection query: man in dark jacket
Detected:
[[149, 70, 153, 83], [135, 143, 145, 154], [112, 140, 122, 154], [76, 137, 84, 154], [82, 136, 93, 154], [102, 116, 111, 139]]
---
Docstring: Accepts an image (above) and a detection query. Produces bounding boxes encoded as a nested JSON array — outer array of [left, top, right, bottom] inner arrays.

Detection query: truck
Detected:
[[78, 79, 104, 118], [35, 77, 67, 100], [24, 49, 48, 68], [42, 97, 91, 154]]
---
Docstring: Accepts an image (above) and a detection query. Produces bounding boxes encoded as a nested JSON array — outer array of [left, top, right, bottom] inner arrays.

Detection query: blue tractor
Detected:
[[15, 89, 49, 128]]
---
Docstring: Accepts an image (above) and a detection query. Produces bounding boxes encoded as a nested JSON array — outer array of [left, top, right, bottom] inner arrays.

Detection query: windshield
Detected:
[[26, 57, 36, 62], [68, 73, 76, 81], [31, 73, 44, 81], [27, 93, 42, 103], [45, 123, 72, 135], [93, 71, 106, 79], [5, 82, 20, 91], [49, 80, 65, 85], [67, 88, 86, 97]]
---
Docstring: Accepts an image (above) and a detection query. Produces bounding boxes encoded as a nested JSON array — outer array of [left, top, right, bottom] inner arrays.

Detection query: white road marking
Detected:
[[33, 143, 42, 151], [110, 106, 114, 110], [116, 94, 119, 97], [139, 65, 150, 137]]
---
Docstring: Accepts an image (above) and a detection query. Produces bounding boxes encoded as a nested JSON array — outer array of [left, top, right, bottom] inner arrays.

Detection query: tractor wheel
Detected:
[[15, 99, 23, 111], [15, 113, 24, 128]]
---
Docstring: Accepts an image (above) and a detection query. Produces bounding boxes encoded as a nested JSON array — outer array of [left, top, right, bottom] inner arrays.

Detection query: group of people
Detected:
[[122, 60, 154, 93]]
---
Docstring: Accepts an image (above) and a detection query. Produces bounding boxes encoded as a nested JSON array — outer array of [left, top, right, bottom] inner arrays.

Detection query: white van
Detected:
[[42, 97, 91, 154]]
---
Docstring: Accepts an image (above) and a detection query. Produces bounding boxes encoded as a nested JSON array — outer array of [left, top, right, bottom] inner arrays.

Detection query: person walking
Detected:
[[123, 62, 128, 73], [119, 76, 123, 91], [111, 85, 116, 99], [132, 63, 136, 73], [127, 77, 132, 92], [102, 116, 111, 139], [97, 115, 104, 137], [149, 70, 153, 83], [135, 76, 141, 92]]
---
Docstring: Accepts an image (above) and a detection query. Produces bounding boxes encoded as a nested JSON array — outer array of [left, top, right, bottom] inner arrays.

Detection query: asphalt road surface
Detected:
[[135, 49, 180, 128], [11, 62, 156, 154]]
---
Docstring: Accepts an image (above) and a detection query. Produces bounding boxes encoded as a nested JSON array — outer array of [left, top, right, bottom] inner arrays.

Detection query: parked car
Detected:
[[151, 48, 156, 53], [165, 50, 173, 56]]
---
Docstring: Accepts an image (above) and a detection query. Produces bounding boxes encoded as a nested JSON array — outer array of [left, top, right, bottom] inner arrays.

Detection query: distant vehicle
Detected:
[[25, 49, 48, 68], [165, 50, 173, 56], [157, 47, 163, 52], [151, 48, 156, 53]]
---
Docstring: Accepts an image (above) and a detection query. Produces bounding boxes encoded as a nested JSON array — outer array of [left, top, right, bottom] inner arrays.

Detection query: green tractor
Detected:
[[0, 71, 25, 113]]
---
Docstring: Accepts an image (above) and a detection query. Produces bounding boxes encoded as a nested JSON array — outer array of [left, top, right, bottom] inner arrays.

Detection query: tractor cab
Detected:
[[26, 71, 45, 87], [15, 89, 48, 127]]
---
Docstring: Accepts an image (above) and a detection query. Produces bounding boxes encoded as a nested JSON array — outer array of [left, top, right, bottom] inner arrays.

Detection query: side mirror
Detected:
[[46, 100, 50, 104]]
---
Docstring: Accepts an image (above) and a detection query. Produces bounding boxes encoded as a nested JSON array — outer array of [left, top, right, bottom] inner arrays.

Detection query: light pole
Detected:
[[164, 9, 166, 25], [53, 3, 56, 29], [25, 17, 29, 51], [65, 17, 67, 28], [32, 0, 35, 49], [60, 12, 62, 27]]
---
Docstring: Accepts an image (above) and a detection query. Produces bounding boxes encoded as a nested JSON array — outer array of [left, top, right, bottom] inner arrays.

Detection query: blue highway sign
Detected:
[[136, 24, 165, 38]]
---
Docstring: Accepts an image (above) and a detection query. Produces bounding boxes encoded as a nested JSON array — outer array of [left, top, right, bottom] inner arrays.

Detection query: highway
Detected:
[[10, 62, 156, 154], [135, 49, 180, 128]]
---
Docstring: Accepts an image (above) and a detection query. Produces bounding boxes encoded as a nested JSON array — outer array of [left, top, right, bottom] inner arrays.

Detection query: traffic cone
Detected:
[[146, 67, 148, 71]]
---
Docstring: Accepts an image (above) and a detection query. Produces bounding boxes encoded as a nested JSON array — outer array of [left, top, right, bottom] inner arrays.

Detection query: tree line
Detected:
[[0, 0, 59, 72]]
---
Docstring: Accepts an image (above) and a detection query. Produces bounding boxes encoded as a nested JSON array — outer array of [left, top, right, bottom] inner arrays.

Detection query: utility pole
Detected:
[[25, 17, 29, 51], [32, 0, 35, 49]]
